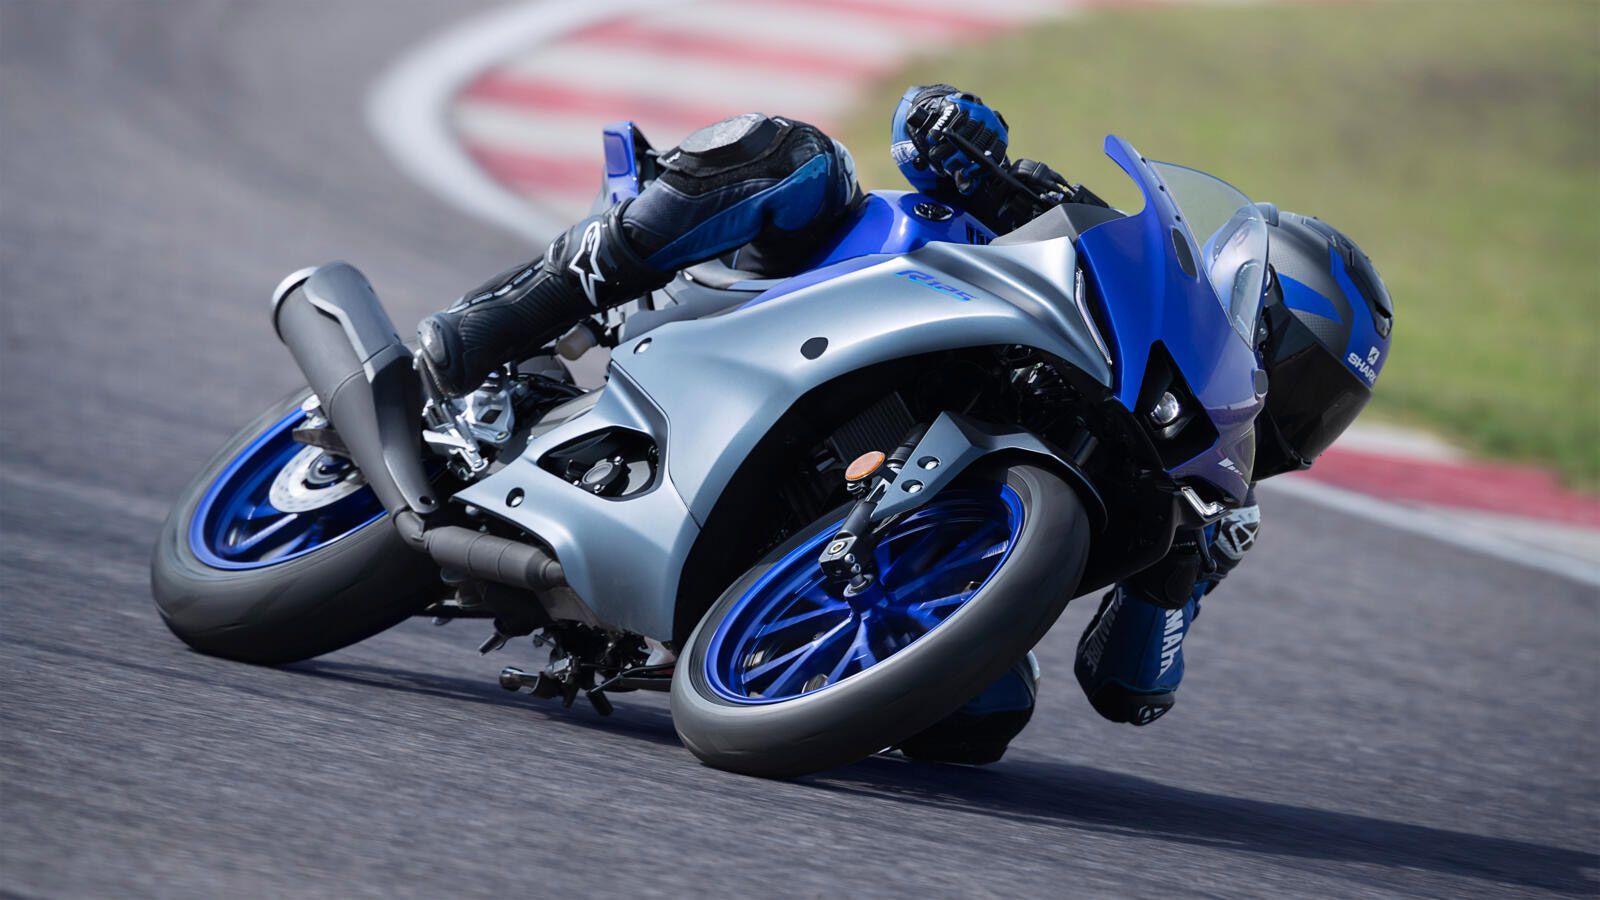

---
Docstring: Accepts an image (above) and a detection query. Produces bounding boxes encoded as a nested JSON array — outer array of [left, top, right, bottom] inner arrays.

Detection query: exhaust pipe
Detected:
[[392, 512, 565, 592], [271, 262, 436, 516]]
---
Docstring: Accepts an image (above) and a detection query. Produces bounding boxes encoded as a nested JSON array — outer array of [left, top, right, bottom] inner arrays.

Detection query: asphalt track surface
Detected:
[[1, 3, 1596, 897]]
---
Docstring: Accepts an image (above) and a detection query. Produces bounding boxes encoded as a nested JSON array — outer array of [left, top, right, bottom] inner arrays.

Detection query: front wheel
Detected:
[[671, 460, 1089, 778], [151, 389, 438, 664]]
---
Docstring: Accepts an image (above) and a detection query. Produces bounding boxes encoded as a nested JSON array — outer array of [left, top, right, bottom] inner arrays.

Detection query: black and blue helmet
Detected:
[[1253, 207, 1395, 478]]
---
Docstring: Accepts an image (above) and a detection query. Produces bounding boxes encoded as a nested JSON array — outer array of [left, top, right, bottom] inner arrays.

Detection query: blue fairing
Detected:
[[742, 191, 993, 307], [1074, 136, 1264, 502], [813, 191, 993, 267]]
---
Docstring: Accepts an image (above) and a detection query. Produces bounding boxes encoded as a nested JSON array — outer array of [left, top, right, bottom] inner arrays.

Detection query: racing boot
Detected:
[[417, 207, 664, 396], [1074, 497, 1258, 725], [899, 652, 1040, 765], [1073, 585, 1199, 726]]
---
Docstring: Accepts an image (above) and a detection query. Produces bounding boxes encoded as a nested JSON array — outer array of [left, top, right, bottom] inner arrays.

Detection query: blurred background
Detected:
[[2, 0, 1596, 896], [843, 0, 1599, 487]]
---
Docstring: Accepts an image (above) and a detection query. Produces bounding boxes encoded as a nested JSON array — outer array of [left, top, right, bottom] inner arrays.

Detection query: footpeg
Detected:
[[498, 666, 562, 699], [499, 666, 535, 691], [499, 663, 614, 715]]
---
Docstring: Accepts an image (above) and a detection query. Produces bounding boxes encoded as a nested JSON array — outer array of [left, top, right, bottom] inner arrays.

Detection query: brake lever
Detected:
[[414, 350, 488, 473], [941, 130, 1056, 216]]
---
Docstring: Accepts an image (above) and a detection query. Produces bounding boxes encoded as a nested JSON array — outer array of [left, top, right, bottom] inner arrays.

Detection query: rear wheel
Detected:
[[671, 460, 1088, 778], [151, 390, 437, 664]]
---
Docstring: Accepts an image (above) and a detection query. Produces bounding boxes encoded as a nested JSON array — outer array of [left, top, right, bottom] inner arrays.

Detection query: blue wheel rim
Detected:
[[704, 482, 1025, 704], [188, 409, 386, 570]]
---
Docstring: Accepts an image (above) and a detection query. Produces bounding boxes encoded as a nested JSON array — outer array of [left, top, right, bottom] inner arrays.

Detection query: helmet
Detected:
[[1253, 207, 1395, 479], [890, 84, 1009, 195]]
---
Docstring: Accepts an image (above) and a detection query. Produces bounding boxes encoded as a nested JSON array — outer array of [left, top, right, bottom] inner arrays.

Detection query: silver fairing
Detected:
[[455, 236, 1110, 639]]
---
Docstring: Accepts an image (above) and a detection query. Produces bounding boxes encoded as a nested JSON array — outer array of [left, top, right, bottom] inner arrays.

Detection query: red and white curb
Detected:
[[367, 0, 1600, 585], [1269, 427, 1600, 586]]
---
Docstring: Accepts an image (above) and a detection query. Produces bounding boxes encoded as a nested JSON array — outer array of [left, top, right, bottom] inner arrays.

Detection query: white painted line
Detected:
[[453, 101, 728, 172], [1446, 507, 1600, 563], [1332, 421, 1468, 461], [452, 102, 639, 159], [632, 3, 974, 54], [367, 0, 676, 244], [872, 0, 1074, 16], [1264, 476, 1600, 588], [646, 3, 966, 54]]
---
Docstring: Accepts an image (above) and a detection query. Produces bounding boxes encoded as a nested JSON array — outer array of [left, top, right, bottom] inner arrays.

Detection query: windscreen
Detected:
[[1150, 162, 1268, 342]]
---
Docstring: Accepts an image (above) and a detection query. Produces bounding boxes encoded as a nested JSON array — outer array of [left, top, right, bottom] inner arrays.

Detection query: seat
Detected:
[[619, 261, 780, 341], [679, 257, 786, 291]]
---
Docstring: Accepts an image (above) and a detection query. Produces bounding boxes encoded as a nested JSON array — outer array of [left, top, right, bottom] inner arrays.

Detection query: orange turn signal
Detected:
[[845, 450, 886, 483]]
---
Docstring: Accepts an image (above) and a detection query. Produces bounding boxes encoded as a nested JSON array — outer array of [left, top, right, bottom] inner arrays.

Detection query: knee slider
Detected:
[[1211, 501, 1261, 578], [1085, 683, 1175, 726]]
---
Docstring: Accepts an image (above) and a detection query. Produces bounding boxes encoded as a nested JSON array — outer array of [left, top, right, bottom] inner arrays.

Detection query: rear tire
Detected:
[[151, 390, 437, 664], [671, 460, 1088, 778]]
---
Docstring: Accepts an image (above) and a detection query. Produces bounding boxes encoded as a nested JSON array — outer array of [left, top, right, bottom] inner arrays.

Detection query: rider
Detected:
[[418, 85, 1393, 763], [415, 86, 1083, 398]]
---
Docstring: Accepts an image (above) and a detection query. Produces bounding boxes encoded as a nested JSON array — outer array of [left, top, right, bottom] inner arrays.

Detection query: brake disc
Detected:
[[268, 445, 367, 513]]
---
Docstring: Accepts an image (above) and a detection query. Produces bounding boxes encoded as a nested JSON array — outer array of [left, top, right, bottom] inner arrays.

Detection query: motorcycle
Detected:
[[152, 130, 1270, 777]]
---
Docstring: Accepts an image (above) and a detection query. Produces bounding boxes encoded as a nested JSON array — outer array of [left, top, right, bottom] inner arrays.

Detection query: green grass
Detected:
[[840, 0, 1600, 485]]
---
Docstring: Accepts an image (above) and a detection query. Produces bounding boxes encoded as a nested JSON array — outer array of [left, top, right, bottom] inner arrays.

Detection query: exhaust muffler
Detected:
[[271, 262, 436, 516], [271, 263, 569, 593]]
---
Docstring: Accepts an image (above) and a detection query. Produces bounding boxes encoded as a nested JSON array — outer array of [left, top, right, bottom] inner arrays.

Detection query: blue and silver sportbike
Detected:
[[154, 133, 1293, 777]]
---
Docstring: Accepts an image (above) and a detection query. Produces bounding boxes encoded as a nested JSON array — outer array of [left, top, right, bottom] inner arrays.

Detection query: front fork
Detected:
[[816, 424, 930, 598], [815, 412, 1108, 597]]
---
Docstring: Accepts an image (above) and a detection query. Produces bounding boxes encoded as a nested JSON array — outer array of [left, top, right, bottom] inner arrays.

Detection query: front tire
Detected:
[[152, 390, 437, 664], [671, 460, 1089, 778]]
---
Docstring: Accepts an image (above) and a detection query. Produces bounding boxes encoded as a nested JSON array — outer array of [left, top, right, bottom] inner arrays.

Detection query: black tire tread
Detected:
[[670, 460, 1089, 778], [151, 390, 437, 665]]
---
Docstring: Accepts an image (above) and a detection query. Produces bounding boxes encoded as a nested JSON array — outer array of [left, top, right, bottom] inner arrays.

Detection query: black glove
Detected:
[[966, 158, 1071, 229], [903, 87, 1009, 195], [1010, 158, 1111, 209], [1009, 158, 1070, 205]]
